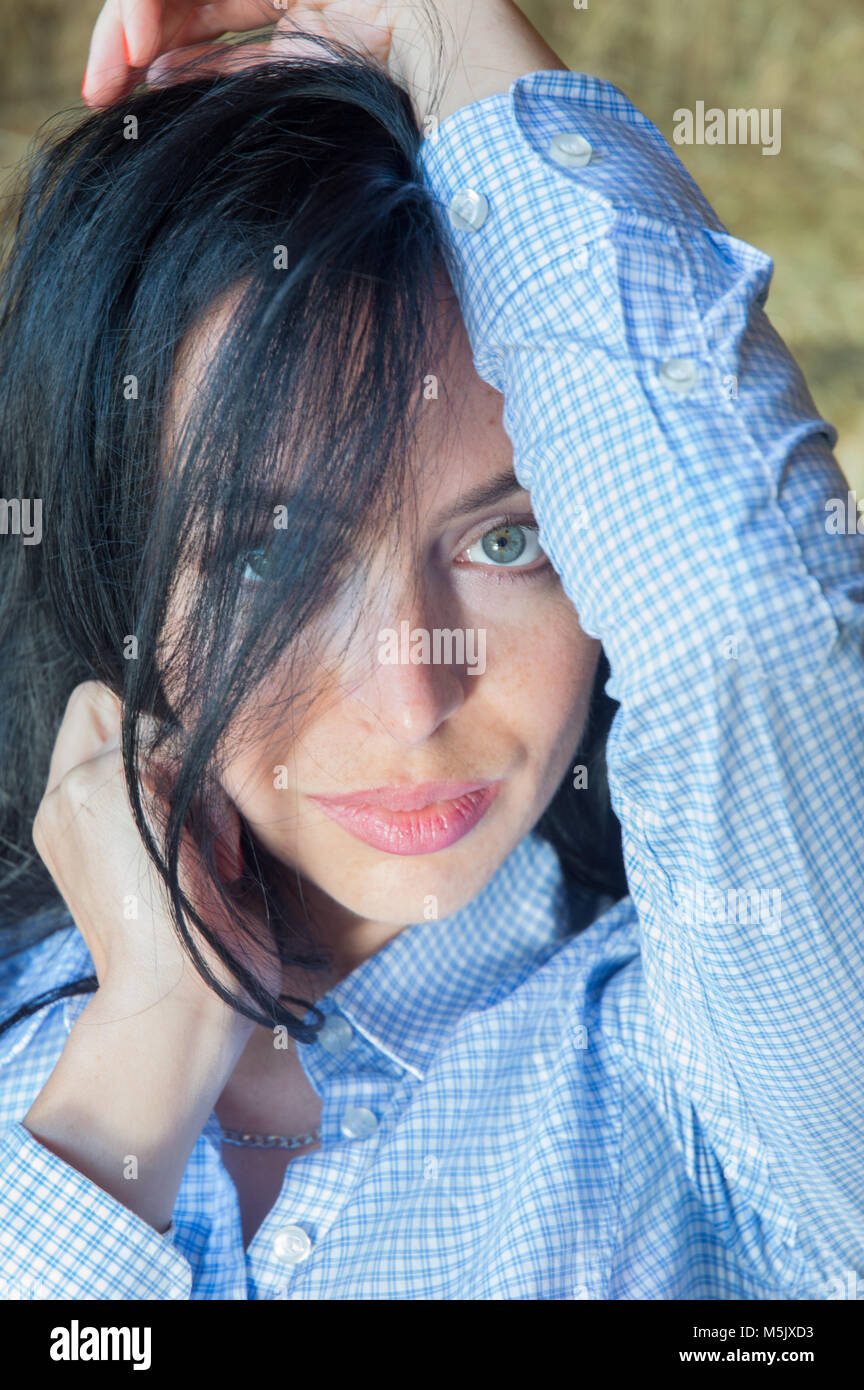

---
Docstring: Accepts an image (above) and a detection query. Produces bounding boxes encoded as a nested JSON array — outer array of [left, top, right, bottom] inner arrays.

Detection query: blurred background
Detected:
[[0, 0, 860, 487]]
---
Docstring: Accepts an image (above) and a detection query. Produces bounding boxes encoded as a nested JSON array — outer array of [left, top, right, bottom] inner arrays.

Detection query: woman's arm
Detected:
[[0, 684, 254, 1297], [82, 0, 568, 123], [418, 71, 864, 1282]]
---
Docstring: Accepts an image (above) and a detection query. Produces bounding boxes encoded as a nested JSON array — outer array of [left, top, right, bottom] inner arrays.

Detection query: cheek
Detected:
[[221, 746, 285, 813], [483, 591, 599, 742], [215, 683, 306, 831], [213, 666, 347, 857], [215, 589, 597, 845], [218, 734, 312, 869]]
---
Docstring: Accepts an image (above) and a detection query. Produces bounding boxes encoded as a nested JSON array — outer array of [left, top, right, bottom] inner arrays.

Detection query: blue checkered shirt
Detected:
[[1, 69, 863, 1301]]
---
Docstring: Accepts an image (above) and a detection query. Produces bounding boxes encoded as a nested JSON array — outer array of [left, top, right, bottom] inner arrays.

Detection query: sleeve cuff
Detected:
[[0, 1123, 192, 1299]]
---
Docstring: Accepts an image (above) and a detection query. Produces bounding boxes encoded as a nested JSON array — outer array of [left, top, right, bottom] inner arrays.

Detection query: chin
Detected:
[[330, 845, 510, 926]]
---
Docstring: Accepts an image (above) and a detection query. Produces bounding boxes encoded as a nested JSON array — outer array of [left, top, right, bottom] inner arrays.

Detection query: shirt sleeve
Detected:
[[0, 1121, 193, 1299], [418, 70, 864, 1281]]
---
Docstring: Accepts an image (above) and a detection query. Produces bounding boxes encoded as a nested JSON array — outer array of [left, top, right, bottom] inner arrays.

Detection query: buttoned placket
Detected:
[[210, 1002, 410, 1299]]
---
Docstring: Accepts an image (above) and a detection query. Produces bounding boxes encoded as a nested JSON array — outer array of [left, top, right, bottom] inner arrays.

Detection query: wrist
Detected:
[[22, 985, 252, 1231], [89, 972, 253, 1044], [26, 984, 251, 1138], [391, 0, 568, 127]]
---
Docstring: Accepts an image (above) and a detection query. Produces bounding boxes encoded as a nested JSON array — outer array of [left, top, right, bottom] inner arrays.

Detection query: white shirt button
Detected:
[[340, 1106, 379, 1140], [548, 131, 593, 168], [447, 187, 489, 231], [272, 1225, 313, 1266], [658, 358, 700, 395], [317, 1013, 353, 1055]]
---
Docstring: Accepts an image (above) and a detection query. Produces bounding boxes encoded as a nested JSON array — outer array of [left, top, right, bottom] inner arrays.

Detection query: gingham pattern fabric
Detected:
[[1, 70, 862, 1301]]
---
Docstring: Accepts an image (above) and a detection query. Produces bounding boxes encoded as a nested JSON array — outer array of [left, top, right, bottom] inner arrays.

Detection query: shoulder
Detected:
[[474, 889, 644, 1029]]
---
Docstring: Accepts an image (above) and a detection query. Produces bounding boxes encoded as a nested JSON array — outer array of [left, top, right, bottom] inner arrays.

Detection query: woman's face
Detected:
[[167, 285, 599, 968]]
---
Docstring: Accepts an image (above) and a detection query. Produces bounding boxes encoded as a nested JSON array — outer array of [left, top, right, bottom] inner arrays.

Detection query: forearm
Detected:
[[418, 70, 864, 1269], [23, 987, 249, 1233]]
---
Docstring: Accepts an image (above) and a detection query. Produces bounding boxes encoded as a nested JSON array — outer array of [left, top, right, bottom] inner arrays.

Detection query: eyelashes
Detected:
[[455, 513, 550, 579], [226, 511, 551, 588]]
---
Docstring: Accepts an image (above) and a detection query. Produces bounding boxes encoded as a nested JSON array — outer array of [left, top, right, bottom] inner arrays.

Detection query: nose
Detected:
[[339, 586, 471, 748]]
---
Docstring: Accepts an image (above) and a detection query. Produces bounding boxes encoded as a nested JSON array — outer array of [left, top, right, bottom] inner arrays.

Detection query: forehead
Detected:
[[163, 282, 247, 457], [417, 295, 512, 508], [163, 269, 511, 508]]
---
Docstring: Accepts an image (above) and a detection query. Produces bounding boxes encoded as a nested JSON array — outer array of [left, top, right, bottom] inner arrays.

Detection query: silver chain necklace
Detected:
[[219, 1125, 321, 1151]]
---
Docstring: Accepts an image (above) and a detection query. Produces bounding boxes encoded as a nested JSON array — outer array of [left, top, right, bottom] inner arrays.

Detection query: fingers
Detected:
[[120, 0, 190, 68], [83, 0, 289, 107], [143, 6, 341, 90], [84, 0, 199, 106], [160, 0, 283, 52], [43, 684, 177, 844], [83, 0, 142, 106], [82, 0, 376, 108], [45, 681, 123, 797], [143, 37, 275, 90]]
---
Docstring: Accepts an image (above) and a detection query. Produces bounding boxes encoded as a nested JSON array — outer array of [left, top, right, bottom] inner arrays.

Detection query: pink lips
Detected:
[[308, 780, 502, 856]]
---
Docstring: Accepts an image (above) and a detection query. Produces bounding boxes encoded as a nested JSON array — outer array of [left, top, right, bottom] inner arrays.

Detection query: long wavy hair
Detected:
[[0, 37, 626, 1042]]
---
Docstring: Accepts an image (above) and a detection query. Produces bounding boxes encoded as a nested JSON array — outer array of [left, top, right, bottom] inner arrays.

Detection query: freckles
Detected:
[[481, 632, 560, 720], [486, 594, 591, 695], [487, 621, 597, 758]]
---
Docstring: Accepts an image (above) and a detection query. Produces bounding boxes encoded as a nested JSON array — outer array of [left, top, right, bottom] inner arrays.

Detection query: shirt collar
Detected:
[[316, 829, 580, 1080], [6, 831, 590, 1084]]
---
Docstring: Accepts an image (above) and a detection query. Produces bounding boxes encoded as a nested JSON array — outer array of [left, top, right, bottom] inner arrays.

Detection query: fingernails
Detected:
[[121, 29, 131, 66]]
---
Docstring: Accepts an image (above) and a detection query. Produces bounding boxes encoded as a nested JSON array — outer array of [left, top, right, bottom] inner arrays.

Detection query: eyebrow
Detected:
[[234, 467, 527, 549], [433, 467, 527, 527]]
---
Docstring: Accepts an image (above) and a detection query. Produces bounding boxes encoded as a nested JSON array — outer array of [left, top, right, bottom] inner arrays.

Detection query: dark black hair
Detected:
[[0, 36, 626, 1043]]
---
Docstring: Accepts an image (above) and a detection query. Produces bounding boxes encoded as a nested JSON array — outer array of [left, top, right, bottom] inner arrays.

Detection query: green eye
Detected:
[[467, 522, 543, 567]]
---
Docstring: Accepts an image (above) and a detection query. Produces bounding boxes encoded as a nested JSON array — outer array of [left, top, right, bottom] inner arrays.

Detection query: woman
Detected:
[[0, 0, 861, 1301]]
